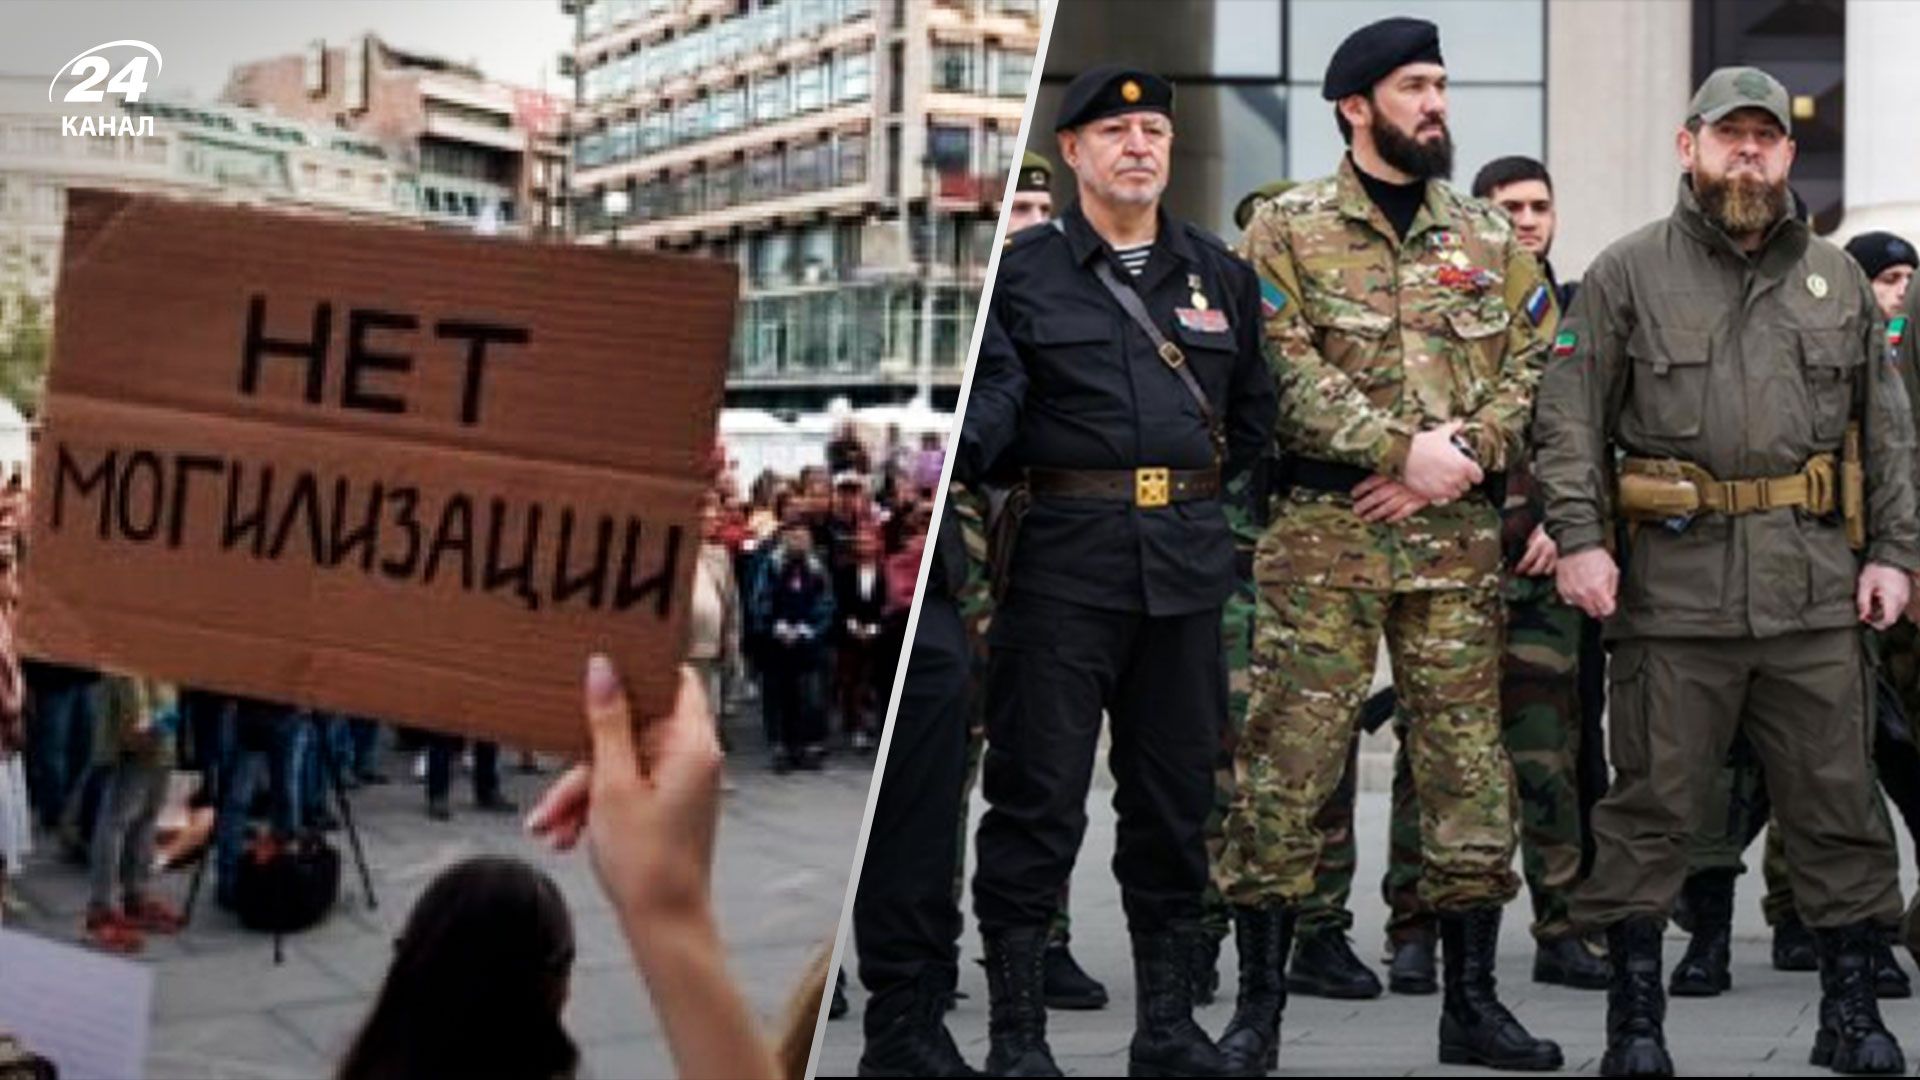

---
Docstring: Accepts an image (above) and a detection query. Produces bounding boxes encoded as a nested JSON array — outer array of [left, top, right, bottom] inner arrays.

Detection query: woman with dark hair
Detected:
[[337, 856, 579, 1080]]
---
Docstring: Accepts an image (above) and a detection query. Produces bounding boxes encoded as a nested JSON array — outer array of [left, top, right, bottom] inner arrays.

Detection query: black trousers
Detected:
[[973, 590, 1224, 934], [853, 596, 970, 1029], [426, 737, 500, 803], [764, 646, 826, 750]]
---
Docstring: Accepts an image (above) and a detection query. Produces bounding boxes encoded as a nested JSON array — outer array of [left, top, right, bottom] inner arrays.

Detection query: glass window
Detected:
[[642, 110, 671, 151], [637, 43, 661, 87], [799, 223, 835, 277], [752, 7, 786, 51], [841, 0, 873, 21], [837, 50, 872, 102], [675, 96, 709, 143], [984, 127, 1018, 180], [748, 149, 783, 198], [609, 119, 638, 162], [714, 18, 744, 61], [788, 141, 827, 191], [754, 72, 791, 122], [991, 47, 1032, 97], [611, 53, 635, 98], [673, 170, 703, 216], [933, 44, 978, 93], [577, 129, 608, 168], [794, 60, 829, 112], [1044, 0, 1280, 79], [836, 130, 869, 184], [753, 231, 794, 285], [1289, 0, 1542, 85], [683, 26, 711, 73], [710, 161, 742, 209], [927, 123, 971, 174], [712, 86, 747, 133], [793, 0, 831, 36]]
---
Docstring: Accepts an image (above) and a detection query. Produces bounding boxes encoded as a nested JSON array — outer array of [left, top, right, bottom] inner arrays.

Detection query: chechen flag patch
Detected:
[[1260, 277, 1289, 318], [1551, 330, 1577, 358], [1523, 283, 1552, 326]]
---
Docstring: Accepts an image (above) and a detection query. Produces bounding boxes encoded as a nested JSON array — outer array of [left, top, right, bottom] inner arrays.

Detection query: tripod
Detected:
[[183, 712, 378, 964]]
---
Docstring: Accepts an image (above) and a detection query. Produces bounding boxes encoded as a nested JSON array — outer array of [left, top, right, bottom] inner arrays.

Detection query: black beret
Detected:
[[1322, 17, 1443, 101], [1054, 65, 1173, 132], [1016, 150, 1052, 193], [1846, 231, 1919, 281]]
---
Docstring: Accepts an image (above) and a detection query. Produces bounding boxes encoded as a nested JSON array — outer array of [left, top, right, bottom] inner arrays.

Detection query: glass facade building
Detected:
[[566, 0, 1041, 410]]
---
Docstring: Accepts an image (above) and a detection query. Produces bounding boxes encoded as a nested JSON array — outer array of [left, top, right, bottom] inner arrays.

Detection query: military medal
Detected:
[[1176, 307, 1228, 333], [1188, 272, 1209, 310], [1807, 273, 1829, 299]]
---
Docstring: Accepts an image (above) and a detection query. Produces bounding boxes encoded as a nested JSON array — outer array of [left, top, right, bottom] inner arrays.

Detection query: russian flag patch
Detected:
[[1260, 277, 1289, 318], [1524, 283, 1551, 326], [1551, 330, 1577, 359]]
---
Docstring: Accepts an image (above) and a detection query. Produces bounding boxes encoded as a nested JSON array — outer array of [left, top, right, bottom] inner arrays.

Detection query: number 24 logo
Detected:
[[48, 40, 163, 104]]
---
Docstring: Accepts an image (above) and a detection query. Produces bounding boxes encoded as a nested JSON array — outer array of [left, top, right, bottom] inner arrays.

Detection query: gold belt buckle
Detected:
[[1136, 467, 1171, 508]]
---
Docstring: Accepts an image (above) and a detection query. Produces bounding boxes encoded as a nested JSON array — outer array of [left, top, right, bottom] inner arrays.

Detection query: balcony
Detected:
[[424, 112, 527, 153]]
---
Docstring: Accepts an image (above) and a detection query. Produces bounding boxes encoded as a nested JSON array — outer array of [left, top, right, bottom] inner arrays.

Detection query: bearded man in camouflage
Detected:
[[1213, 17, 1561, 1076]]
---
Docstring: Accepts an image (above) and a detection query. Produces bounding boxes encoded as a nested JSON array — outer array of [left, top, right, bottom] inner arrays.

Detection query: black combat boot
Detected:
[[982, 925, 1063, 1077], [1668, 869, 1734, 997], [1534, 933, 1611, 990], [1287, 927, 1384, 999], [1437, 908, 1564, 1071], [1191, 929, 1223, 1006], [1128, 924, 1232, 1077], [1043, 933, 1110, 1010], [1390, 928, 1440, 995], [1217, 904, 1293, 1077], [1601, 917, 1675, 1077], [1871, 926, 1911, 999], [1773, 913, 1819, 971], [858, 966, 983, 1077], [1810, 924, 1907, 1075]]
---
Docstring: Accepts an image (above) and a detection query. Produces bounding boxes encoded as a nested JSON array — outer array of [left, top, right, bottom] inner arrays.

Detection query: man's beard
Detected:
[[1081, 159, 1166, 207], [1694, 169, 1789, 235], [1372, 110, 1452, 180]]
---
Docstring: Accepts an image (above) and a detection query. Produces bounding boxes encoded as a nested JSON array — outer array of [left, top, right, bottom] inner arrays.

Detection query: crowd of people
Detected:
[[0, 413, 940, 1077], [850, 18, 1920, 1080]]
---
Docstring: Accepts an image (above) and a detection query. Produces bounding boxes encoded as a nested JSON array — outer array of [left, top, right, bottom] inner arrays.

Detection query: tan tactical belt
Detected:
[[1027, 466, 1220, 509], [1617, 454, 1837, 521]]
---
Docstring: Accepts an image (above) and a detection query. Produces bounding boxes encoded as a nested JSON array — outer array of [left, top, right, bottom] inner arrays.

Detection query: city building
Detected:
[[0, 73, 410, 333], [1033, 0, 1899, 282], [565, 0, 1043, 410], [223, 34, 569, 237]]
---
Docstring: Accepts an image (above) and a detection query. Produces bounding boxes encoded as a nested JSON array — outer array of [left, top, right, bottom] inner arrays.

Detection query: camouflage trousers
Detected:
[[1386, 573, 1585, 943], [1202, 577, 1360, 938], [1217, 583, 1519, 911]]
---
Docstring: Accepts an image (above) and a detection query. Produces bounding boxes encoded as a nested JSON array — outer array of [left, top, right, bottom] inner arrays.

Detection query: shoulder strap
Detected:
[[1091, 257, 1224, 463]]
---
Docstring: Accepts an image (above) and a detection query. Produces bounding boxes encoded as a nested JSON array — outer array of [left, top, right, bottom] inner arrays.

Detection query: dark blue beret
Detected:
[[1322, 17, 1444, 101], [1054, 65, 1173, 132]]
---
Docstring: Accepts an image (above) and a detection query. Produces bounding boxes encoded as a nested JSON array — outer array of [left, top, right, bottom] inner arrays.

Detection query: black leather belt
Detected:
[[1028, 466, 1220, 508], [1289, 459, 1374, 494]]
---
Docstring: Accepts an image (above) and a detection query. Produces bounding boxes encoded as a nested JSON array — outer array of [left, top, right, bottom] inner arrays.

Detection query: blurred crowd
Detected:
[[0, 416, 945, 957]]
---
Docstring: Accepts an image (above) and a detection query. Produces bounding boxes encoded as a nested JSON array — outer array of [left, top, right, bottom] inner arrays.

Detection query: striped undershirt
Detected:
[[1112, 241, 1151, 277]]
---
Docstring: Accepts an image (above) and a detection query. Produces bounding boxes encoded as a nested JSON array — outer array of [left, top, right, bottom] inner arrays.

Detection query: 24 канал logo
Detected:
[[49, 39, 162, 137]]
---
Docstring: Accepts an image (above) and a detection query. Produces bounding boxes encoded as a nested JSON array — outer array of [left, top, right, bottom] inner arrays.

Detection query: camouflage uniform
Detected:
[[1216, 157, 1550, 913], [1386, 460, 1591, 945]]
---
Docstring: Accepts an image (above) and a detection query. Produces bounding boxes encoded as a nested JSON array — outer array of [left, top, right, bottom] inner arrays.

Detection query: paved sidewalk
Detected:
[[4, 708, 870, 1080], [819, 787, 1920, 1077]]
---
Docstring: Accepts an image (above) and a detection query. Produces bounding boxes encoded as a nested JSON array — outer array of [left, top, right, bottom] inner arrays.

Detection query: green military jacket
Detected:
[[1240, 155, 1553, 591], [1535, 178, 1920, 640]]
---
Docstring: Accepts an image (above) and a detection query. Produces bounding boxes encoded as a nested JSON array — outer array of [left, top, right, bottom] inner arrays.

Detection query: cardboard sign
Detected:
[[20, 190, 738, 752]]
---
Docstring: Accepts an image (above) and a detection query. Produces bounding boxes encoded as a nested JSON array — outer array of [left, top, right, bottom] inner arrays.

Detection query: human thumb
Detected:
[[585, 653, 638, 778]]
